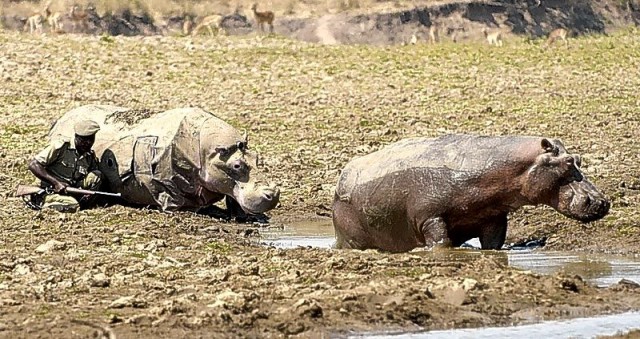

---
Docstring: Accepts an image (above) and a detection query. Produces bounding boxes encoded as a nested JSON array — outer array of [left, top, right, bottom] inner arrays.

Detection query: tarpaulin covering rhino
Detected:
[[47, 105, 280, 214]]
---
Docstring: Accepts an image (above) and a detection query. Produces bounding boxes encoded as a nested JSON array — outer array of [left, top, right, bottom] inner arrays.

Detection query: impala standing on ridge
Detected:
[[190, 14, 225, 36], [544, 28, 569, 47], [429, 25, 439, 44], [251, 3, 274, 33], [24, 0, 58, 34], [69, 5, 93, 33], [482, 27, 503, 46]]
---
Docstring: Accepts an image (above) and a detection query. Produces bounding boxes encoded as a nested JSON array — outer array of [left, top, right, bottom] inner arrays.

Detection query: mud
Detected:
[[1, 207, 640, 338], [1, 8, 640, 337]]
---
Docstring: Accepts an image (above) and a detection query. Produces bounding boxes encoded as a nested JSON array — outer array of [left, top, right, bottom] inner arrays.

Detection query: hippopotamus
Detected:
[[47, 104, 279, 216], [333, 134, 610, 252]]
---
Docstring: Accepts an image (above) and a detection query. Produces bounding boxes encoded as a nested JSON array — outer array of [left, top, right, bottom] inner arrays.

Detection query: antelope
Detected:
[[251, 3, 274, 33], [183, 15, 194, 36], [44, 0, 64, 34], [544, 28, 568, 47], [482, 28, 503, 46], [190, 14, 225, 36], [24, 0, 53, 34], [69, 4, 90, 33], [24, 12, 44, 34], [428, 25, 439, 44], [409, 32, 418, 45]]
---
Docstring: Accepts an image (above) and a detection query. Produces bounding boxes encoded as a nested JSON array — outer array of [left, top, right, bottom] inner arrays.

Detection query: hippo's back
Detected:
[[336, 134, 543, 196]]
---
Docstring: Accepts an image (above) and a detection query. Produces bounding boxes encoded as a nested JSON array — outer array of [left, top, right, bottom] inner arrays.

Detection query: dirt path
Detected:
[[315, 14, 339, 45]]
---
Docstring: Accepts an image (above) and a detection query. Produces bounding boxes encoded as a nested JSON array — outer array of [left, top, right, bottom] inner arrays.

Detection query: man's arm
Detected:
[[29, 141, 68, 194], [28, 160, 68, 193]]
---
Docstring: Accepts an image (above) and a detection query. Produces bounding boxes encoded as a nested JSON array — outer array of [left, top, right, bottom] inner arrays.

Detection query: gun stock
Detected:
[[15, 185, 46, 197]]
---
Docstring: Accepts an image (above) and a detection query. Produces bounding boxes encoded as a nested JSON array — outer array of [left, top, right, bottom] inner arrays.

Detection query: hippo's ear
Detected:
[[541, 138, 555, 153]]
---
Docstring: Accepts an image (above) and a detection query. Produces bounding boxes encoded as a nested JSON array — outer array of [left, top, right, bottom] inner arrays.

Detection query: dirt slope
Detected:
[[2, 0, 639, 44]]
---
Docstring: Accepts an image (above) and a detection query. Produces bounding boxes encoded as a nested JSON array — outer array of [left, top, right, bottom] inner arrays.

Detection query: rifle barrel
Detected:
[[66, 187, 121, 197]]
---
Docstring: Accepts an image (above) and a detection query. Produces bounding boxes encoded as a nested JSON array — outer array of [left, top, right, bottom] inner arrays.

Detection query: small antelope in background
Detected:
[[69, 4, 90, 33], [409, 30, 418, 45], [183, 15, 194, 36], [428, 25, 439, 44], [24, 0, 55, 34], [251, 3, 274, 33], [46, 1, 64, 34], [544, 28, 568, 47], [482, 28, 503, 46], [190, 14, 225, 36], [24, 12, 44, 34]]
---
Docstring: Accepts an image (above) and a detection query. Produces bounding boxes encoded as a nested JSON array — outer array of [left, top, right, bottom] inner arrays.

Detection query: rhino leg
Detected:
[[421, 217, 452, 248], [225, 196, 270, 224], [478, 213, 508, 250]]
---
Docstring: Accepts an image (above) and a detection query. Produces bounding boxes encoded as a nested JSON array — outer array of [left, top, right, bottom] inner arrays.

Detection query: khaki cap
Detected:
[[74, 120, 101, 136]]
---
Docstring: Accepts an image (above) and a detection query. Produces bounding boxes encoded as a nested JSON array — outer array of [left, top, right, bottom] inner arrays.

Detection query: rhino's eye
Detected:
[[237, 141, 246, 152]]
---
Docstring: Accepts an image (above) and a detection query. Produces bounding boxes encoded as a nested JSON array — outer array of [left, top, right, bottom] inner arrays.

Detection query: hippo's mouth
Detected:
[[556, 181, 610, 222]]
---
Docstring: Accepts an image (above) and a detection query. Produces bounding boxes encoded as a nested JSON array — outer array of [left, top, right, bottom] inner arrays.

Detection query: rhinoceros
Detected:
[[333, 134, 610, 252], [47, 104, 280, 215]]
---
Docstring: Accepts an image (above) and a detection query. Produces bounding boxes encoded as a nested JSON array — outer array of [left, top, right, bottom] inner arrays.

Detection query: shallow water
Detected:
[[261, 219, 640, 288], [359, 311, 640, 339], [261, 219, 640, 337]]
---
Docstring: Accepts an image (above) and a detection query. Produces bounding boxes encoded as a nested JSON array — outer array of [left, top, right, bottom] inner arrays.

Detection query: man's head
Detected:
[[73, 120, 100, 154]]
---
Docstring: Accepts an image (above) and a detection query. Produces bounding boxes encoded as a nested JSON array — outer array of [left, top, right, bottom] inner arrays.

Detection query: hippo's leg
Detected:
[[333, 198, 370, 250], [478, 213, 508, 250], [421, 217, 452, 248]]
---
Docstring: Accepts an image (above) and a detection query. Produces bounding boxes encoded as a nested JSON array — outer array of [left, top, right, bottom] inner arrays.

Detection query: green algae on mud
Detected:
[[0, 29, 640, 336]]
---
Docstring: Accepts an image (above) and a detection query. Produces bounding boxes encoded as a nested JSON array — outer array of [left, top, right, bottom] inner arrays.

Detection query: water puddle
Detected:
[[261, 219, 640, 288], [261, 219, 336, 249], [261, 219, 640, 338], [360, 311, 640, 339]]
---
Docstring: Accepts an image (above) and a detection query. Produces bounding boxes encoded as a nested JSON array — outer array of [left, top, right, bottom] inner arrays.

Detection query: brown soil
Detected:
[[1, 0, 640, 337], [2, 207, 640, 338]]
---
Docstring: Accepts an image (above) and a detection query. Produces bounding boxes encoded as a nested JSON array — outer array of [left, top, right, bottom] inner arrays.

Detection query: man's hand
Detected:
[[53, 181, 68, 194]]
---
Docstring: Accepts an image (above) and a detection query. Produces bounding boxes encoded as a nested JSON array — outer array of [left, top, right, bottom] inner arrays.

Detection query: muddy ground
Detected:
[[1, 3, 640, 337]]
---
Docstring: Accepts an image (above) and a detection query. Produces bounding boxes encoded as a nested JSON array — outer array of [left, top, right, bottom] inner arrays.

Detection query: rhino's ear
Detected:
[[215, 147, 230, 157], [541, 138, 554, 153]]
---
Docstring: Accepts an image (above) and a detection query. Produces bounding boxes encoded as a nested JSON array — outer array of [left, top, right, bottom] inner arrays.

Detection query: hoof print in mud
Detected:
[[47, 104, 280, 217], [333, 134, 610, 253]]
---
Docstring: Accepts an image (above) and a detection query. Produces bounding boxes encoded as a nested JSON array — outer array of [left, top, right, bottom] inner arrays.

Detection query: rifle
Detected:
[[15, 184, 122, 198]]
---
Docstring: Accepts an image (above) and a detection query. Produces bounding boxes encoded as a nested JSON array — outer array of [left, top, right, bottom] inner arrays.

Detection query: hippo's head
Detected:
[[521, 138, 610, 222], [198, 122, 280, 214]]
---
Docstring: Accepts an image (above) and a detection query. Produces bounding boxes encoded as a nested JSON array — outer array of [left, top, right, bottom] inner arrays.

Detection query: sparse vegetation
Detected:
[[0, 7, 639, 337]]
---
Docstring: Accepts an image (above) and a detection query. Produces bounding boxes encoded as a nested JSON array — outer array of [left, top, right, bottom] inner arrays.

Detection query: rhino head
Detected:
[[198, 121, 280, 214]]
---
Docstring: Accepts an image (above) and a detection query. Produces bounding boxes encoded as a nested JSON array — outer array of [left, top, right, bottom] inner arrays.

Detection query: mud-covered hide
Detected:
[[333, 134, 610, 252], [48, 104, 248, 211]]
